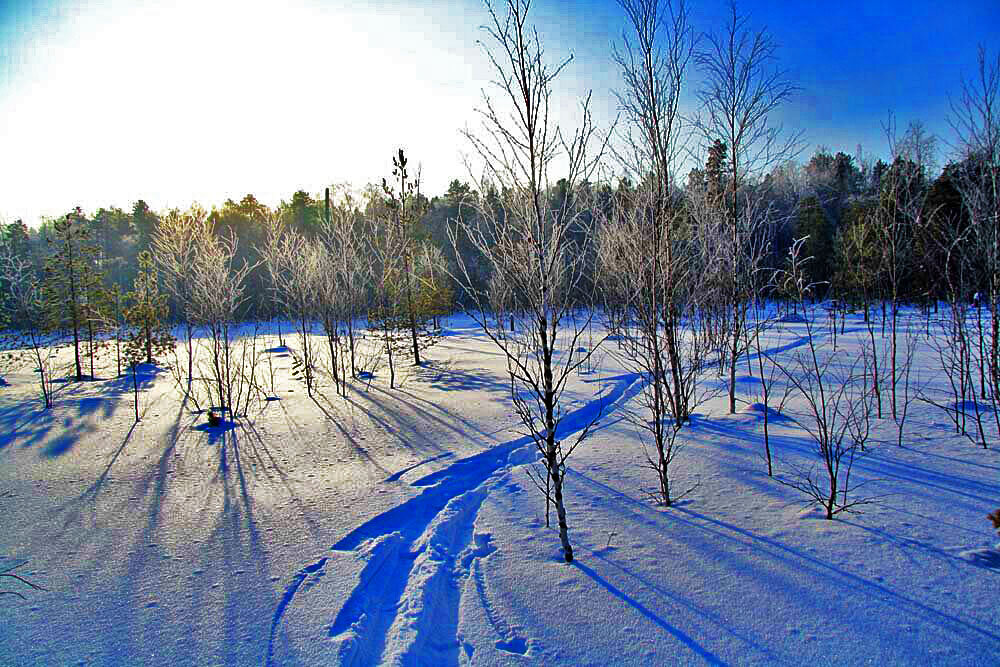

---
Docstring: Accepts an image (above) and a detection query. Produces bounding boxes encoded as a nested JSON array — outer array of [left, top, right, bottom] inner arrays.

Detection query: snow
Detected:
[[1, 310, 998, 665]]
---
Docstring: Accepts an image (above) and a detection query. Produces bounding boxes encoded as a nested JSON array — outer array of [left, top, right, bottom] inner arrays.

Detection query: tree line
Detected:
[[0, 129, 989, 331]]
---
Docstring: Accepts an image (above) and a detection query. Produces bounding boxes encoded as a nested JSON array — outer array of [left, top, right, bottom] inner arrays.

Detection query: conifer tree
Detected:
[[382, 149, 433, 366], [126, 250, 175, 366], [797, 195, 834, 291], [124, 250, 174, 421], [43, 207, 103, 380]]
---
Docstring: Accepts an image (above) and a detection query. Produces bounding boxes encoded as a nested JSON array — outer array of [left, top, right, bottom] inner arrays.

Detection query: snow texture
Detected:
[[1, 310, 998, 666]]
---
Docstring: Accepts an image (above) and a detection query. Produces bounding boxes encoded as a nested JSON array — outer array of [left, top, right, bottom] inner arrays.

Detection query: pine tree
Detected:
[[125, 250, 175, 366], [43, 208, 104, 380], [381, 148, 434, 366], [3, 219, 30, 258], [124, 250, 174, 421]]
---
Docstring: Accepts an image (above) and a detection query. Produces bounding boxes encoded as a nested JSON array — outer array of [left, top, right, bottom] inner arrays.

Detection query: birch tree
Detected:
[[695, 1, 800, 413], [773, 238, 877, 519], [261, 213, 321, 396], [320, 191, 367, 380], [153, 206, 210, 392], [189, 228, 259, 417], [874, 118, 936, 420], [0, 251, 58, 408], [598, 0, 707, 505], [950, 46, 1000, 440], [449, 0, 605, 563]]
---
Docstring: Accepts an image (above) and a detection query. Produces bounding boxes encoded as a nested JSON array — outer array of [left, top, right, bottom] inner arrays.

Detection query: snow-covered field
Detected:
[[1, 310, 998, 665]]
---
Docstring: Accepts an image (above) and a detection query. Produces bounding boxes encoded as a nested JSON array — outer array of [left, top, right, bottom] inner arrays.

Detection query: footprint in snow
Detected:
[[496, 636, 529, 655]]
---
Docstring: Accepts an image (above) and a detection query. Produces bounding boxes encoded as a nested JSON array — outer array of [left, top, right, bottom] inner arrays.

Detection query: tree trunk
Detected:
[[348, 318, 358, 378], [132, 364, 140, 422], [405, 252, 421, 366], [551, 459, 573, 563], [186, 323, 194, 391], [88, 319, 95, 378]]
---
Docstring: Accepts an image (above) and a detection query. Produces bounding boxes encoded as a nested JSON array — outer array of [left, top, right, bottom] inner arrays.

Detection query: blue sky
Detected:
[[0, 0, 997, 225]]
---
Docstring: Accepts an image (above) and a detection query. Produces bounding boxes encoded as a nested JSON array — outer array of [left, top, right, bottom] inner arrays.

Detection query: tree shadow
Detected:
[[193, 419, 239, 446], [0, 364, 165, 458], [411, 358, 510, 394], [686, 414, 1000, 512], [572, 560, 727, 665], [570, 469, 1000, 651]]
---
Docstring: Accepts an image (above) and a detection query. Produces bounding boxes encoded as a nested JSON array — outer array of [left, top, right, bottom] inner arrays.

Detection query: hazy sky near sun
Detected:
[[0, 0, 997, 227]]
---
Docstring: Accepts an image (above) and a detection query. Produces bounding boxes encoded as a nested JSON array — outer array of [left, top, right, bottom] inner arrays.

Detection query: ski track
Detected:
[[265, 329, 826, 665], [266, 371, 643, 666]]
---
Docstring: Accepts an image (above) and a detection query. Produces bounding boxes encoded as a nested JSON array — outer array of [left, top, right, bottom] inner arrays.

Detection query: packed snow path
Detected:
[[267, 372, 643, 665]]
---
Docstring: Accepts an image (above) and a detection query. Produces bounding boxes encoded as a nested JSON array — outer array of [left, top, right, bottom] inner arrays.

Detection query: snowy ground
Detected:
[[1, 310, 998, 665]]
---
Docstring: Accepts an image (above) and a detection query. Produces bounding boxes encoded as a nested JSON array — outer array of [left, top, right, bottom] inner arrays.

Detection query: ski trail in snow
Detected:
[[377, 486, 489, 664], [266, 556, 328, 666], [328, 532, 410, 665], [266, 371, 643, 665]]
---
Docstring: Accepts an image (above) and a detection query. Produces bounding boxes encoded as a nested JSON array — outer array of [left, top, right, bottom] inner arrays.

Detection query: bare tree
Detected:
[[950, 46, 1000, 441], [320, 190, 367, 380], [261, 214, 321, 397], [924, 226, 982, 441], [874, 118, 936, 420], [750, 297, 793, 476], [189, 227, 261, 418], [773, 239, 877, 519], [367, 211, 410, 389], [449, 0, 606, 563], [695, 0, 801, 413], [0, 250, 59, 408], [598, 0, 705, 505], [598, 191, 710, 504], [313, 237, 362, 397], [153, 206, 210, 392]]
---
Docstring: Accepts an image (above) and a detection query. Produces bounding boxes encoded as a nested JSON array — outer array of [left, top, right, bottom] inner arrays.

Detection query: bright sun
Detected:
[[0, 0, 485, 224]]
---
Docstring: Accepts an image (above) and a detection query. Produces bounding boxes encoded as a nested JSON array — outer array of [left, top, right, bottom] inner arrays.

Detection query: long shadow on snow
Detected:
[[210, 425, 280, 667], [101, 406, 284, 665], [366, 383, 505, 447], [239, 415, 325, 540], [688, 416, 1000, 510], [0, 366, 162, 457], [266, 371, 643, 666], [411, 357, 511, 396], [573, 560, 728, 666], [571, 470, 1000, 652], [50, 385, 181, 549], [93, 396, 193, 663], [309, 394, 392, 477]]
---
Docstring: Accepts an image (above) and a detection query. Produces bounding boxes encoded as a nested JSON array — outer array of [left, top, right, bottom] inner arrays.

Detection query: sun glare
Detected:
[[0, 0, 486, 224]]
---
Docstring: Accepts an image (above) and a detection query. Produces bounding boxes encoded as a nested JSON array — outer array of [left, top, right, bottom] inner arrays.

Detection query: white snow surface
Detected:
[[1, 310, 998, 665]]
